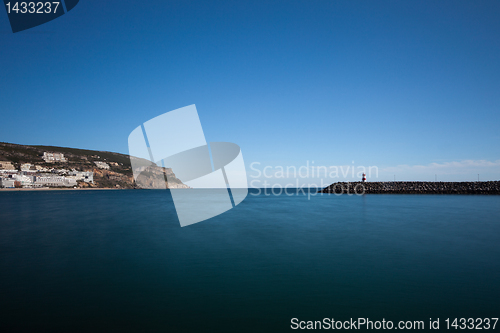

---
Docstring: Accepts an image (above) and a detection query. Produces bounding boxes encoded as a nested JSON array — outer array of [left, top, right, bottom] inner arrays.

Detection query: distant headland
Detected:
[[320, 181, 500, 195]]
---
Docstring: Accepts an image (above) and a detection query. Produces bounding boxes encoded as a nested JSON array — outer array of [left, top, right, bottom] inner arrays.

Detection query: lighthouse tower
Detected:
[[362, 173, 366, 182]]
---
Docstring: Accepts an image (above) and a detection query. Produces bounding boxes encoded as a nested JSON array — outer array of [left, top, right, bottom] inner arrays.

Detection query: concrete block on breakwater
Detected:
[[320, 181, 500, 195]]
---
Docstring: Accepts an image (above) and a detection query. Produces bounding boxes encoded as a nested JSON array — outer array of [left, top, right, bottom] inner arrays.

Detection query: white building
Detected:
[[94, 161, 110, 170], [0, 178, 15, 188], [35, 165, 50, 172], [20, 163, 37, 173], [42, 152, 68, 163], [55, 169, 70, 175], [34, 175, 76, 187], [69, 170, 94, 183], [13, 174, 35, 187]]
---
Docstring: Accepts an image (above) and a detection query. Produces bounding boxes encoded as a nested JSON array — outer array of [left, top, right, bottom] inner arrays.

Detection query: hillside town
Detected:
[[0, 152, 109, 188], [0, 143, 189, 189]]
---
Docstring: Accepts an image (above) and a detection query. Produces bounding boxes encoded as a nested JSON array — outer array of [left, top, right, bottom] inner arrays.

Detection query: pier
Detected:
[[320, 181, 500, 195]]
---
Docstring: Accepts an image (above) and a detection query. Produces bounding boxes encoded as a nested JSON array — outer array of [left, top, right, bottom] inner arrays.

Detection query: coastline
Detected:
[[0, 187, 191, 191], [0, 187, 125, 191]]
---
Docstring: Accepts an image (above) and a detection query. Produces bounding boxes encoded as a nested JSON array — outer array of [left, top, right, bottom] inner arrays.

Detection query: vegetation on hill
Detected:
[[0, 142, 186, 189]]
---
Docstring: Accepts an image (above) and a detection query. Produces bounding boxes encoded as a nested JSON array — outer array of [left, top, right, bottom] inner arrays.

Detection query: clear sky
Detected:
[[1, 0, 499, 184]]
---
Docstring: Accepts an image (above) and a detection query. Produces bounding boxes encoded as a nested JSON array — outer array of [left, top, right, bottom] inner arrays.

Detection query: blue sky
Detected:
[[1, 0, 499, 183]]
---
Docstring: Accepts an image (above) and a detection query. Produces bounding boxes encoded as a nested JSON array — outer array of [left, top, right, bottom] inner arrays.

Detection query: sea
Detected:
[[1, 189, 499, 332]]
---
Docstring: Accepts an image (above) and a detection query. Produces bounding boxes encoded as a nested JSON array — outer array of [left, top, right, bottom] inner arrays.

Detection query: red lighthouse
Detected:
[[362, 173, 366, 182]]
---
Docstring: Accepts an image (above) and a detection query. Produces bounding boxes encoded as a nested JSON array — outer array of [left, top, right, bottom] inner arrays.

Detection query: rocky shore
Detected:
[[320, 181, 500, 195]]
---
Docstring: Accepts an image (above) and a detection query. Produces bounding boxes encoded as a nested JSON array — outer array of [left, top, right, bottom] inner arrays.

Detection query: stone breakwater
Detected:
[[320, 181, 500, 195]]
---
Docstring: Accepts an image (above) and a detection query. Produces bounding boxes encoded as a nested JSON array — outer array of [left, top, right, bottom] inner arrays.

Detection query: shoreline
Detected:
[[0, 187, 124, 191], [0, 187, 192, 191]]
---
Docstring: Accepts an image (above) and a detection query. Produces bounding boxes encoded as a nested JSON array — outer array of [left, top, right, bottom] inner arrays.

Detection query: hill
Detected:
[[0, 142, 186, 189]]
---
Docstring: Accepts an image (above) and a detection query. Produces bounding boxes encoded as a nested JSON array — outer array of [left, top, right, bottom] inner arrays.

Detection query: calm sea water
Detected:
[[1, 190, 499, 332]]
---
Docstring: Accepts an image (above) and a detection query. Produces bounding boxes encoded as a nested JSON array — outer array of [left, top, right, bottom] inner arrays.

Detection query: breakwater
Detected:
[[320, 181, 500, 195]]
